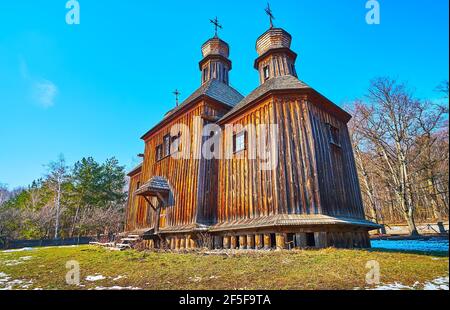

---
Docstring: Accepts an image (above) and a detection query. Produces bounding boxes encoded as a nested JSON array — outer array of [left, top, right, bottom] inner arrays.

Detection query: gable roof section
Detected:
[[141, 79, 243, 140], [127, 162, 142, 177], [220, 75, 310, 121], [219, 75, 351, 123]]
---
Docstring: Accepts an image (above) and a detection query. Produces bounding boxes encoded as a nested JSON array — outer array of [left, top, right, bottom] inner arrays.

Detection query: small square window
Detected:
[[234, 131, 246, 153], [156, 145, 163, 161], [203, 67, 209, 82], [327, 124, 341, 147], [163, 134, 171, 157], [171, 134, 181, 154], [290, 63, 297, 77], [263, 66, 270, 80]]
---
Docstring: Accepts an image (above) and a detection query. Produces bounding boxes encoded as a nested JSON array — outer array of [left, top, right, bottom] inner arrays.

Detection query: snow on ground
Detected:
[[371, 238, 449, 252], [359, 276, 449, 290], [112, 275, 126, 281], [85, 275, 106, 281], [91, 286, 141, 290], [0, 272, 33, 290], [423, 276, 449, 290], [1, 247, 34, 253], [2, 255, 34, 266]]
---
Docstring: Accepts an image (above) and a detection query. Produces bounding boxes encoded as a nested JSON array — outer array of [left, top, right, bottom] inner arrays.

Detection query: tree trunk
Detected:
[[70, 206, 80, 238], [54, 181, 61, 239]]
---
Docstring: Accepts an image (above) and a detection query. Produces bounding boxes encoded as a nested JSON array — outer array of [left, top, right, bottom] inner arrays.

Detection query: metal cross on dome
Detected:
[[173, 89, 181, 106], [209, 16, 222, 37], [265, 3, 275, 28]]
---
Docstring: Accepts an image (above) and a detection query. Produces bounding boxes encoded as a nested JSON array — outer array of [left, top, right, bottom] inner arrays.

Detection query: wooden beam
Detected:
[[143, 196, 156, 211]]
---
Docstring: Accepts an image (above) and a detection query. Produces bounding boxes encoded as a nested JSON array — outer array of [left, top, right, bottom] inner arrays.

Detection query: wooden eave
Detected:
[[218, 87, 352, 125], [253, 47, 298, 69], [209, 214, 382, 232], [126, 163, 142, 177], [140, 95, 234, 141]]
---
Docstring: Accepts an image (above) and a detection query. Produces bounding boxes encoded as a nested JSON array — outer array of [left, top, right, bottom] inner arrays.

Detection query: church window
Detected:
[[234, 131, 246, 153], [156, 145, 163, 161], [171, 133, 181, 154], [327, 124, 341, 147], [163, 134, 171, 157], [203, 67, 209, 82], [290, 63, 297, 77], [263, 65, 270, 80]]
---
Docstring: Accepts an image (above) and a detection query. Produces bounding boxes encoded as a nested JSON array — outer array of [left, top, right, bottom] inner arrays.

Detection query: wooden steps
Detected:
[[89, 233, 142, 251]]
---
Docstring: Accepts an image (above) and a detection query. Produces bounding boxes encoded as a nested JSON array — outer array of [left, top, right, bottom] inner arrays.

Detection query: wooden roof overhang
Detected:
[[199, 54, 232, 70], [135, 177, 171, 210], [126, 163, 142, 177], [140, 95, 235, 141], [209, 214, 382, 233], [219, 87, 352, 125], [253, 47, 298, 69]]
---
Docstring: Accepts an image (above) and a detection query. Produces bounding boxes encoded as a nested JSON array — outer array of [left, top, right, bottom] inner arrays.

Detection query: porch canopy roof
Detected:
[[135, 176, 170, 197]]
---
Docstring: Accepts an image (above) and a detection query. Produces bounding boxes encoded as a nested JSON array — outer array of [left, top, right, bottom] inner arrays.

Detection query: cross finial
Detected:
[[209, 16, 222, 37], [265, 3, 275, 28], [173, 89, 181, 106]]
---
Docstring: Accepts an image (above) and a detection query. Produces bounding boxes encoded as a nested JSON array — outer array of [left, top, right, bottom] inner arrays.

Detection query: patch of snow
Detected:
[[360, 276, 449, 290], [423, 277, 449, 290], [2, 247, 34, 253], [189, 276, 202, 283], [112, 275, 126, 281], [91, 286, 141, 290], [2, 255, 34, 266], [85, 275, 106, 281], [0, 272, 35, 290], [370, 282, 417, 290]]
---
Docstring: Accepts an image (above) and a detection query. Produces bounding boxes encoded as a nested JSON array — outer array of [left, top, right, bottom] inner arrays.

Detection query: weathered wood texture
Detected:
[[126, 92, 366, 237], [216, 93, 365, 224], [126, 100, 227, 231]]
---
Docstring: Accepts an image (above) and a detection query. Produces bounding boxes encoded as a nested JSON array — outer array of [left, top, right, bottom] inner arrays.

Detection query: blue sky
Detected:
[[0, 0, 448, 189]]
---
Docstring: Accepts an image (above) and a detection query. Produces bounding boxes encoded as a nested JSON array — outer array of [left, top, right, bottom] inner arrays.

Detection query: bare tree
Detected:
[[44, 154, 69, 239], [349, 78, 449, 235]]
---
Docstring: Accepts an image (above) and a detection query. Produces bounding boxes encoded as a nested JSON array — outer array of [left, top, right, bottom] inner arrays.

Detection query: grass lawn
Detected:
[[0, 245, 448, 290]]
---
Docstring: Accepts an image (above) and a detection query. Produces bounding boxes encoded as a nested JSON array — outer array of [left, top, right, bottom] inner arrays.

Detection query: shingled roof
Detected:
[[220, 75, 310, 121], [164, 79, 244, 119], [141, 80, 243, 140], [135, 176, 171, 196]]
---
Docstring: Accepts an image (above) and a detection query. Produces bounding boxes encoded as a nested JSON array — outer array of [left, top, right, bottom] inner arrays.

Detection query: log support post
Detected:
[[246, 235, 255, 249], [295, 233, 307, 248], [239, 235, 247, 249], [230, 236, 237, 249], [180, 237, 186, 249], [255, 234, 263, 249], [175, 236, 180, 250], [275, 233, 287, 250], [314, 232, 328, 249], [263, 234, 271, 249], [223, 236, 231, 249], [214, 236, 223, 249]]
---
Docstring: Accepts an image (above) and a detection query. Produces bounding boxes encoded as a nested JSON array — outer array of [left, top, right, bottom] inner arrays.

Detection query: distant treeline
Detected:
[[348, 78, 449, 235], [0, 156, 127, 240]]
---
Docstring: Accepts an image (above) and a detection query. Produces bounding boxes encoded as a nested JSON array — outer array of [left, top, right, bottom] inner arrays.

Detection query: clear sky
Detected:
[[0, 0, 448, 189]]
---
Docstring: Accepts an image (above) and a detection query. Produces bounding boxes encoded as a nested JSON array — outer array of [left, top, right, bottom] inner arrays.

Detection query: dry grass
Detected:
[[0, 245, 448, 290]]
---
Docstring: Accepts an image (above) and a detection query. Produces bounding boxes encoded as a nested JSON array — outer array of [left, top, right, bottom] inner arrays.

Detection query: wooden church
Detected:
[[124, 11, 380, 250]]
